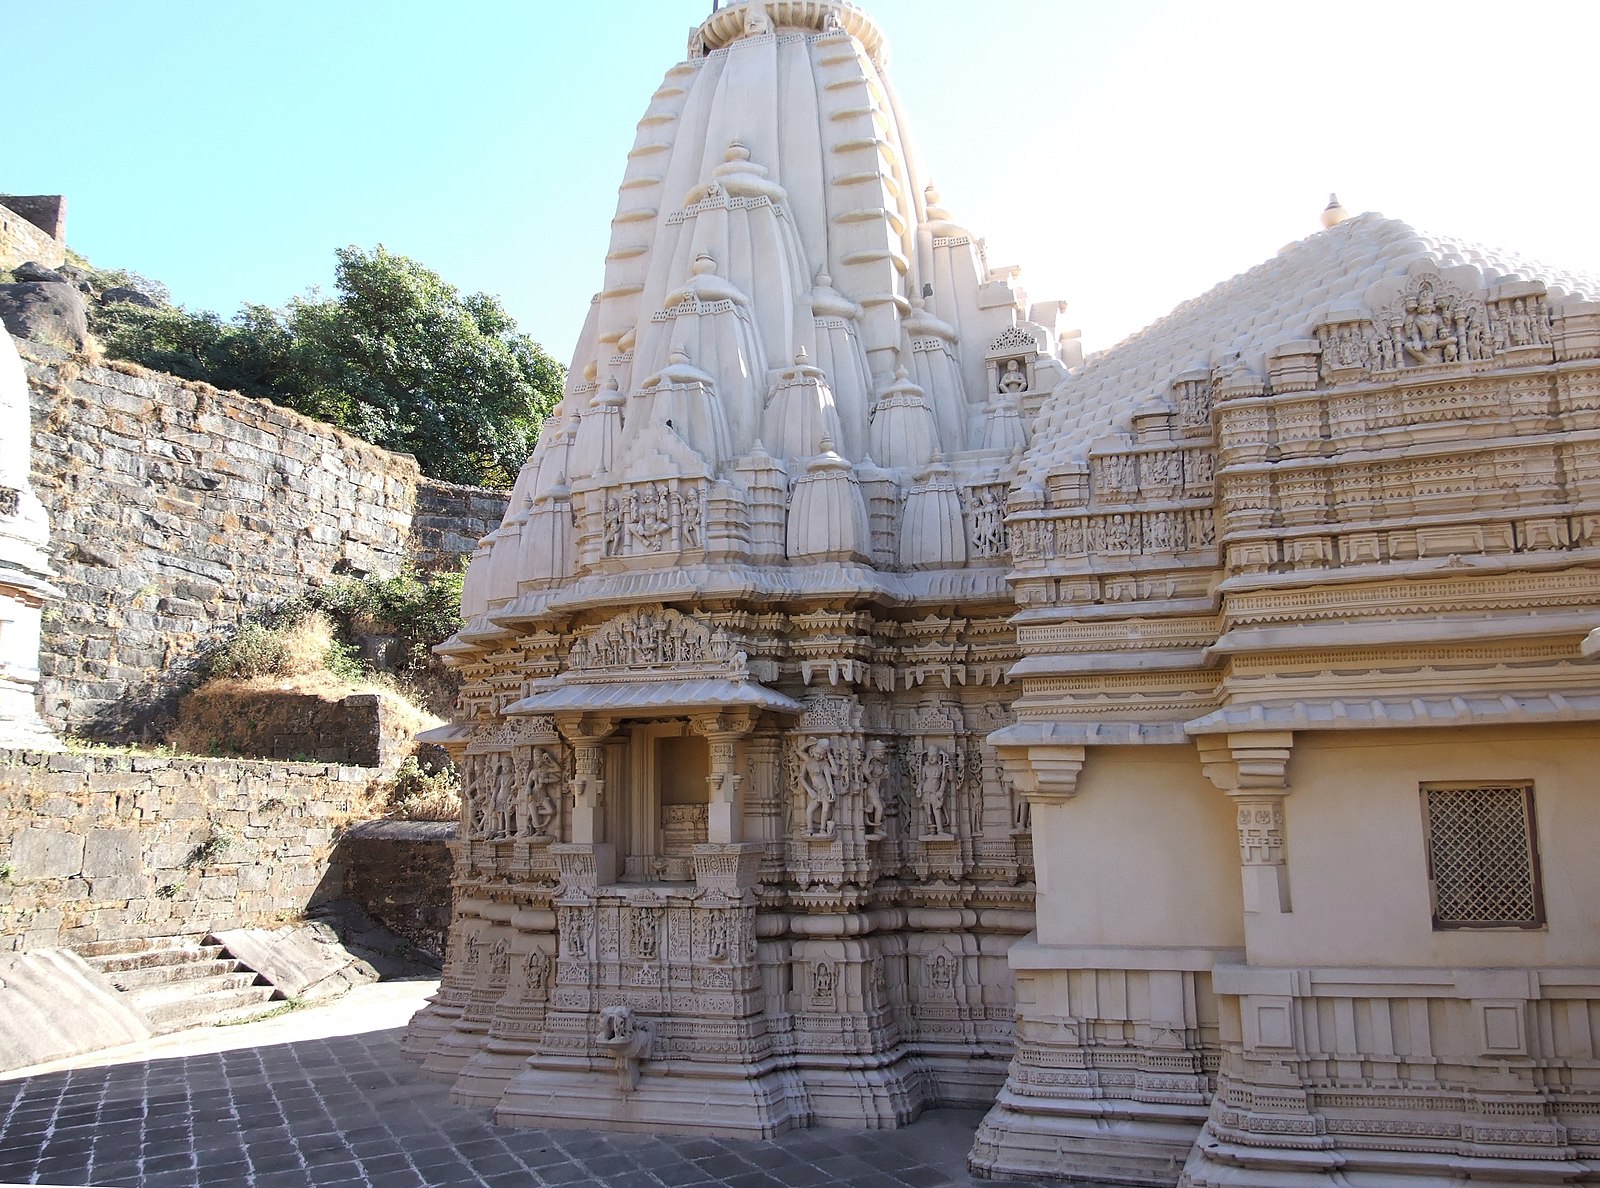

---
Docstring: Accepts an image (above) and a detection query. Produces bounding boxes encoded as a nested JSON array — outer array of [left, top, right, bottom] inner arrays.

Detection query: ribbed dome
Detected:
[[473, 0, 1069, 600]]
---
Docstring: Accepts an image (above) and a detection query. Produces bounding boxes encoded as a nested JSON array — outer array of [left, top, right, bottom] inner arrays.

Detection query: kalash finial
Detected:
[[1321, 193, 1349, 230]]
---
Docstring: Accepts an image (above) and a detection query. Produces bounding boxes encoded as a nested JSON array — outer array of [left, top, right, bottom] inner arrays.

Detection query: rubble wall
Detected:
[[0, 201, 65, 271], [337, 822, 454, 960], [0, 748, 373, 952], [20, 341, 507, 741]]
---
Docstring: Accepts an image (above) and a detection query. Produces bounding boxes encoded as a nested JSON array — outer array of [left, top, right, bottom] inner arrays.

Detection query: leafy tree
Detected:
[[92, 246, 564, 488]]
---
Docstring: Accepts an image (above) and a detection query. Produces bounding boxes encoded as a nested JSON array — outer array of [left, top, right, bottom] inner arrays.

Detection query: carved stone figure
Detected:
[[597, 1005, 654, 1092], [1402, 284, 1455, 365], [489, 753, 516, 838], [916, 747, 953, 837], [862, 739, 889, 836], [998, 358, 1029, 394], [526, 948, 549, 992], [525, 747, 562, 838], [799, 737, 840, 836]]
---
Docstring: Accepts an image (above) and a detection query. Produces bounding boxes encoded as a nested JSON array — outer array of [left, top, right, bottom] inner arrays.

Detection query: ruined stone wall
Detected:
[[0, 748, 372, 952], [337, 821, 454, 960], [408, 480, 508, 574], [0, 199, 65, 271], [21, 341, 508, 741]]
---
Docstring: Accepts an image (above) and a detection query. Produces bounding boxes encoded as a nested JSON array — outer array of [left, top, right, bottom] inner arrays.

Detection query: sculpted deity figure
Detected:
[[998, 358, 1029, 395], [679, 486, 702, 548], [813, 961, 836, 1000], [1403, 284, 1453, 364], [465, 754, 490, 837], [489, 753, 516, 838], [707, 913, 729, 961], [525, 747, 562, 838], [1510, 298, 1533, 347], [917, 746, 953, 837], [799, 736, 840, 836], [861, 739, 889, 836], [603, 495, 623, 556], [525, 948, 549, 993]]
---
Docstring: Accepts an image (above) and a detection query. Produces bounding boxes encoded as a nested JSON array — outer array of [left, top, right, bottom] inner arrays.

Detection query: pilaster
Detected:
[[1196, 731, 1294, 914]]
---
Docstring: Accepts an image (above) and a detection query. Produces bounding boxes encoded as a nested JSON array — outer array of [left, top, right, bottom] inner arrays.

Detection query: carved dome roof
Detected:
[[1021, 212, 1600, 482]]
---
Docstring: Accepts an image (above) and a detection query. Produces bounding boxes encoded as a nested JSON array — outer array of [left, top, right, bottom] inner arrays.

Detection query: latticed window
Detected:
[[1421, 783, 1544, 929]]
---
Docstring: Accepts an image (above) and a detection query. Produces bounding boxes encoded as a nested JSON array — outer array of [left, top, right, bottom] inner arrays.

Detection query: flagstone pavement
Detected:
[[0, 981, 1115, 1188]]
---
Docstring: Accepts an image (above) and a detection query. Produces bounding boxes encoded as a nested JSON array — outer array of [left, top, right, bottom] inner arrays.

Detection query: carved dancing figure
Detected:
[[525, 747, 562, 838], [861, 739, 889, 836], [917, 746, 953, 836], [799, 736, 840, 836]]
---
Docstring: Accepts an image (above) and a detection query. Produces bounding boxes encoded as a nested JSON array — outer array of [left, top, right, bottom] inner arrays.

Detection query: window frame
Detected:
[[1420, 781, 1546, 931]]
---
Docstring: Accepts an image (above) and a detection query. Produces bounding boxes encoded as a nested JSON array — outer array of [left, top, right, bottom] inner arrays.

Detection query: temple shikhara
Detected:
[[404, 2, 1600, 1184]]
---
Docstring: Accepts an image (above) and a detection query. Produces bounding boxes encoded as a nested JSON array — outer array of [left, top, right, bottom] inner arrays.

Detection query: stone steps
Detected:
[[97, 956, 239, 990], [82, 941, 282, 1035], [89, 944, 227, 974]]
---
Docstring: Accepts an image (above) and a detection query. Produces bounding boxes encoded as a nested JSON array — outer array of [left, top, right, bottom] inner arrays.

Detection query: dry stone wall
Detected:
[[20, 341, 508, 741], [0, 199, 66, 272], [337, 821, 454, 960], [0, 747, 372, 952]]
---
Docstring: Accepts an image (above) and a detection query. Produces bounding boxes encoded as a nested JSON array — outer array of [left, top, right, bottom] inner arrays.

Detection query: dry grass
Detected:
[[166, 668, 442, 767]]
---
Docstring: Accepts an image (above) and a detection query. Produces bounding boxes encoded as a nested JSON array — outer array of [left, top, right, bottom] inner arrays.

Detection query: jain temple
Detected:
[[402, 2, 1600, 1184]]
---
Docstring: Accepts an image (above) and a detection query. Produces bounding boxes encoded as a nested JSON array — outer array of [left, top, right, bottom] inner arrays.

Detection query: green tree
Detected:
[[92, 246, 564, 488]]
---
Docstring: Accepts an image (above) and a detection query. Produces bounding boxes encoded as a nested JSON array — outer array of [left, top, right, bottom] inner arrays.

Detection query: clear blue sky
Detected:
[[11, 1, 1600, 363]]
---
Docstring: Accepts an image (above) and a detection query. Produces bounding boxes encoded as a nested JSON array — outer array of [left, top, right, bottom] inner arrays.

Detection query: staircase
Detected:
[[79, 939, 282, 1034]]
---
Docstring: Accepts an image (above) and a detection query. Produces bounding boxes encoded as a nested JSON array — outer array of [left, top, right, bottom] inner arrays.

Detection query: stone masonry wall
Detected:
[[408, 480, 508, 574], [0, 748, 373, 952], [0, 200, 66, 272], [338, 822, 454, 960], [22, 341, 508, 741]]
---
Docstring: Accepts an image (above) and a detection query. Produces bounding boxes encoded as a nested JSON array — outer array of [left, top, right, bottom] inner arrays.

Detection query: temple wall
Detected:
[[1035, 746, 1243, 951], [0, 747, 370, 952], [19, 340, 507, 742], [1250, 723, 1600, 969]]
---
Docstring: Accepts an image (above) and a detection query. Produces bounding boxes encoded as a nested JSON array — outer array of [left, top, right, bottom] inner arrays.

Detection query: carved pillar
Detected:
[[690, 709, 758, 844], [1197, 730, 1294, 914], [554, 714, 618, 886], [688, 710, 764, 896]]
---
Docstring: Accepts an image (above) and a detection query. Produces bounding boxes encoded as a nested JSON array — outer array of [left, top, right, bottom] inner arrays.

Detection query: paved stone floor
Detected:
[[0, 983, 1092, 1188]]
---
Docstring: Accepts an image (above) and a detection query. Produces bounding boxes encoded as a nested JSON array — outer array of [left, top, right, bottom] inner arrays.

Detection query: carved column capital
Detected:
[[688, 709, 760, 740], [996, 742, 1086, 807], [554, 714, 619, 745], [1195, 731, 1293, 794]]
